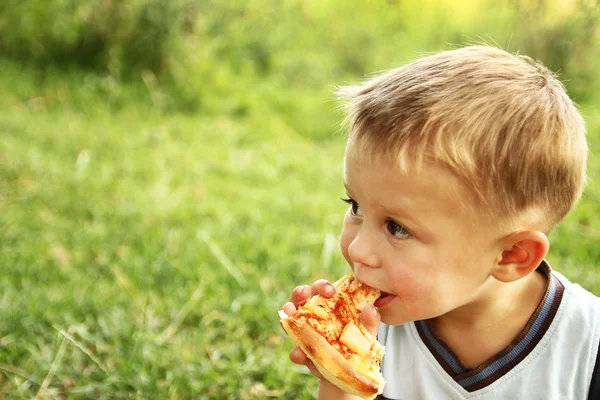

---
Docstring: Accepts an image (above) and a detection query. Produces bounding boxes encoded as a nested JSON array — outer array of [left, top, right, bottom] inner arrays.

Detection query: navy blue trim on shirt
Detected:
[[415, 261, 564, 392], [588, 339, 600, 399]]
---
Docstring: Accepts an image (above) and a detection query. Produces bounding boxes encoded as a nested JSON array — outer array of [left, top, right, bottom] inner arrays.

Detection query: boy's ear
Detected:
[[492, 230, 549, 283]]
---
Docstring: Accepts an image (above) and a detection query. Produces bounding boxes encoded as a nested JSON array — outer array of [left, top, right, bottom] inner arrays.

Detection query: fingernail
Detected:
[[324, 284, 334, 295]]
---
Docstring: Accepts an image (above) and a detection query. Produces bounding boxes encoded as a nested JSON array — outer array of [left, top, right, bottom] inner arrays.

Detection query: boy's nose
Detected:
[[347, 231, 380, 268]]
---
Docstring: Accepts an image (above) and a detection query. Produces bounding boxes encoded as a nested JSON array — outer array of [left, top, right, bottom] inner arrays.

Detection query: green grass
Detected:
[[2, 58, 600, 400], [1, 6, 600, 397], [0, 59, 353, 399]]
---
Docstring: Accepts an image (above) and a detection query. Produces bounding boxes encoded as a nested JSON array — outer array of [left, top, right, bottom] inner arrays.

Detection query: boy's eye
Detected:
[[341, 198, 362, 216], [386, 220, 411, 238]]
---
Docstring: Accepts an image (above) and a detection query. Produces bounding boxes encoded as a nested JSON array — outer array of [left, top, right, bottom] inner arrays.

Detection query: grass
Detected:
[[0, 59, 353, 399], [2, 31, 600, 400]]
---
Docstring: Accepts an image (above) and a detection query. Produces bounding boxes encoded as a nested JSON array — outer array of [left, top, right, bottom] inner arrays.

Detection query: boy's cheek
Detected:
[[339, 227, 356, 266]]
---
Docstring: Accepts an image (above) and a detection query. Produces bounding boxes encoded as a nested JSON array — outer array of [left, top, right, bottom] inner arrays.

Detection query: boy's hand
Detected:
[[281, 279, 381, 383]]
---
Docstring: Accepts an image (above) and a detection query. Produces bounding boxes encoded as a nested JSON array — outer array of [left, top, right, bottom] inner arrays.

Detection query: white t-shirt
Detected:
[[378, 262, 600, 400]]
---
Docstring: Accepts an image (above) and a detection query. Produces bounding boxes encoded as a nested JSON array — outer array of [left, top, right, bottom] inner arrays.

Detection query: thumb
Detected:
[[360, 305, 381, 337]]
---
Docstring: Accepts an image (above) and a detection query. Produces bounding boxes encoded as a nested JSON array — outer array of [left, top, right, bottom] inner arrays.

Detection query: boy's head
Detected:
[[338, 45, 587, 232]]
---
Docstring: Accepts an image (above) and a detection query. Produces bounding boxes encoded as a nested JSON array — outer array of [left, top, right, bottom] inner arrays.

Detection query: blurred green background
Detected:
[[1, 0, 599, 398]]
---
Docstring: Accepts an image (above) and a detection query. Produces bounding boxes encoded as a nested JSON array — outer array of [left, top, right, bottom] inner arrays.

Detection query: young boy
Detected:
[[281, 46, 600, 399]]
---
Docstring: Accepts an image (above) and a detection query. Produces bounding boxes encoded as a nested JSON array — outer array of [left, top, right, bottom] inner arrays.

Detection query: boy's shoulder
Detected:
[[553, 268, 600, 314], [547, 268, 600, 352], [553, 268, 599, 297]]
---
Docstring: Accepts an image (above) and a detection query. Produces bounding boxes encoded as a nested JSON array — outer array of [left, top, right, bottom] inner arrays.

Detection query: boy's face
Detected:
[[340, 145, 505, 325]]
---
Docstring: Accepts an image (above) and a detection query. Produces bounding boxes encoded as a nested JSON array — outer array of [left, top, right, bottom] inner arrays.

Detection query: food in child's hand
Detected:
[[279, 274, 385, 399]]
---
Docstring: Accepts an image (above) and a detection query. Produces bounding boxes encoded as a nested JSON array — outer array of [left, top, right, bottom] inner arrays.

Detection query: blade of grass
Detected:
[[36, 333, 67, 400], [0, 364, 40, 386], [198, 231, 247, 287], [157, 286, 204, 345], [52, 326, 110, 376]]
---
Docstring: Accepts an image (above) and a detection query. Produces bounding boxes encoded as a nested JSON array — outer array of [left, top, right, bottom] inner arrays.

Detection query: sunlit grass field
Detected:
[[2, 57, 600, 399], [2, 1, 600, 398], [0, 59, 355, 398]]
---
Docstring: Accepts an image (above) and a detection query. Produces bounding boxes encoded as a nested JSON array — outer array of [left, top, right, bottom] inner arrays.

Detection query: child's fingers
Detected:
[[282, 280, 331, 318], [310, 279, 335, 297], [360, 305, 381, 337], [289, 347, 308, 365], [289, 285, 311, 306], [289, 348, 324, 380], [282, 302, 297, 316]]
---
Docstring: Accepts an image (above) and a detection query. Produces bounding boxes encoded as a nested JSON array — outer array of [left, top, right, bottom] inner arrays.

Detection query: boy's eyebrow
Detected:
[[343, 182, 425, 229], [343, 182, 356, 198], [382, 203, 424, 229]]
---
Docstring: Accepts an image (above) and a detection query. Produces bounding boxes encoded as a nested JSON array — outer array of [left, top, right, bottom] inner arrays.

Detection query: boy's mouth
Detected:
[[374, 291, 396, 308]]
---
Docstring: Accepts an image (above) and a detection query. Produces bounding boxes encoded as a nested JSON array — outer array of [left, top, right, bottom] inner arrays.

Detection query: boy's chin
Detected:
[[377, 305, 406, 325], [379, 313, 407, 326]]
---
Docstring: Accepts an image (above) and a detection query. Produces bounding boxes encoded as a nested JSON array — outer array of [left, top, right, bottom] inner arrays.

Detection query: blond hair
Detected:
[[337, 46, 587, 230]]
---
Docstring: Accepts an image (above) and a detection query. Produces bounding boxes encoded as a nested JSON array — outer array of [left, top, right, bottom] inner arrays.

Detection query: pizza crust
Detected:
[[281, 309, 385, 399]]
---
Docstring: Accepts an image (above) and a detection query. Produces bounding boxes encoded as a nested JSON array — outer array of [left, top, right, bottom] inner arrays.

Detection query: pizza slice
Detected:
[[279, 274, 385, 399]]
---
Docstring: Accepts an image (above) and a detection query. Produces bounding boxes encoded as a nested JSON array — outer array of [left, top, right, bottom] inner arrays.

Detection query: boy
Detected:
[[281, 46, 600, 399]]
